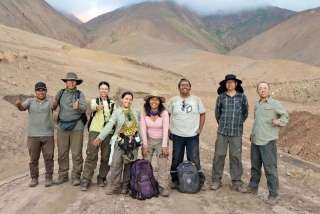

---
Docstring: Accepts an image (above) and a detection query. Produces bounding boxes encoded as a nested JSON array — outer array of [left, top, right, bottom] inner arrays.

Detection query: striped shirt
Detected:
[[215, 92, 248, 137]]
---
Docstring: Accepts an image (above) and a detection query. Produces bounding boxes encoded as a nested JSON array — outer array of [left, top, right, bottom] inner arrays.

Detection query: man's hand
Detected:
[[92, 138, 102, 146], [15, 96, 22, 107], [96, 104, 104, 111], [272, 118, 281, 127], [15, 95, 26, 111], [73, 99, 80, 110]]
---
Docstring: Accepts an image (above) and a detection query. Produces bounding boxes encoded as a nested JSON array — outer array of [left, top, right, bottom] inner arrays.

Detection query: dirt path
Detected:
[[0, 138, 319, 214]]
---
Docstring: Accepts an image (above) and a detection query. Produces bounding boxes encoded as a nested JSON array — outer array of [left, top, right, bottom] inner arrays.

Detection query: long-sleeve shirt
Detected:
[[251, 97, 289, 146], [215, 92, 248, 137], [140, 110, 169, 148], [55, 88, 87, 131]]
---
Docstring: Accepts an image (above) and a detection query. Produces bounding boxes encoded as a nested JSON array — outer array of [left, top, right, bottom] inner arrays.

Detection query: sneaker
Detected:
[[231, 183, 247, 193], [266, 194, 279, 205], [45, 178, 53, 187], [54, 176, 69, 185], [97, 177, 106, 187], [243, 186, 258, 194], [105, 187, 120, 195], [80, 179, 90, 191], [72, 178, 81, 186], [210, 182, 221, 191], [29, 178, 38, 187]]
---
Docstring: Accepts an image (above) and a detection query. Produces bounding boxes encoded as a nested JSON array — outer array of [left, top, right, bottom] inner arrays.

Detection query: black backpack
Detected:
[[177, 161, 200, 193], [87, 97, 115, 131]]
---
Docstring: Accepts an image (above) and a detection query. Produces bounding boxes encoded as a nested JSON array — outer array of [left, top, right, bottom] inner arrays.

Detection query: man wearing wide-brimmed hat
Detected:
[[54, 72, 87, 186], [211, 74, 248, 192]]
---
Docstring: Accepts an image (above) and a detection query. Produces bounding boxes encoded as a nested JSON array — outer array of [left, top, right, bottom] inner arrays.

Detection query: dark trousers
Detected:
[[170, 134, 205, 185], [249, 141, 279, 196], [212, 134, 243, 185], [82, 132, 112, 181], [27, 136, 54, 179]]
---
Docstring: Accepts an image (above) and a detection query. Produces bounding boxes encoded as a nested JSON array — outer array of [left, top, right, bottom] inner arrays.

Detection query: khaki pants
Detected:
[[107, 143, 131, 191], [145, 138, 169, 189], [82, 132, 112, 181], [57, 129, 84, 180], [27, 136, 54, 179]]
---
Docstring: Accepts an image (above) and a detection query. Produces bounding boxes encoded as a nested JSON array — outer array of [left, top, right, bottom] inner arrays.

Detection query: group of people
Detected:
[[16, 72, 288, 204]]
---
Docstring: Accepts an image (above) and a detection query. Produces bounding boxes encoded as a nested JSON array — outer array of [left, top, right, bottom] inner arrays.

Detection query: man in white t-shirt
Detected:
[[167, 78, 206, 189]]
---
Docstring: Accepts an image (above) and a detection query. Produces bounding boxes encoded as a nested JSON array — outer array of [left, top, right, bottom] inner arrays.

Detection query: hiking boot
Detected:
[[45, 177, 53, 187], [105, 187, 120, 195], [243, 186, 258, 194], [210, 182, 221, 191], [55, 176, 69, 185], [72, 178, 81, 186], [266, 194, 279, 205], [29, 178, 38, 187], [159, 187, 170, 197], [80, 179, 90, 191], [97, 176, 106, 187], [170, 182, 178, 189], [231, 183, 247, 193], [121, 188, 129, 195]]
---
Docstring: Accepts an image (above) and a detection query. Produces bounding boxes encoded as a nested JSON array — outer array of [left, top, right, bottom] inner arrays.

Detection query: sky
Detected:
[[46, 0, 320, 22]]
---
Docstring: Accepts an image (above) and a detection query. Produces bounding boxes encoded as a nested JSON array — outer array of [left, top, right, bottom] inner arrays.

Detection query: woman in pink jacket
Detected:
[[140, 92, 170, 197]]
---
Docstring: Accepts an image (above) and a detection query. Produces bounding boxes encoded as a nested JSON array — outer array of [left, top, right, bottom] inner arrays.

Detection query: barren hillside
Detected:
[[0, 0, 86, 46], [85, 1, 224, 54], [230, 8, 320, 66], [203, 6, 295, 51]]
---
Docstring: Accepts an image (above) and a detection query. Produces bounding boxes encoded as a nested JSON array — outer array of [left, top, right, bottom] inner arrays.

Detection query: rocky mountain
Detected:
[[203, 6, 295, 51], [230, 8, 320, 66], [84, 1, 224, 55], [0, 0, 86, 46]]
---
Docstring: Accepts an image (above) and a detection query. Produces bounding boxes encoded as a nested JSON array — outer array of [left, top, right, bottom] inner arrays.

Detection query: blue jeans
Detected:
[[170, 134, 205, 185]]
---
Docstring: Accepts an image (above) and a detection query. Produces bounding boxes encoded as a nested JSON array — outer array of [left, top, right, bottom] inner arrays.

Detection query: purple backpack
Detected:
[[130, 159, 159, 200]]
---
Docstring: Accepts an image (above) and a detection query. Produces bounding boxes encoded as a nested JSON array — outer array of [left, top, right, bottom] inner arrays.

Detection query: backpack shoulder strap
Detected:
[[107, 98, 115, 115], [57, 89, 65, 105]]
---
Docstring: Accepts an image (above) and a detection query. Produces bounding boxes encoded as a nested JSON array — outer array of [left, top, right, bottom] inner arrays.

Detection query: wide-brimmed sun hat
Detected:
[[217, 74, 244, 95], [144, 91, 166, 103], [61, 72, 83, 85]]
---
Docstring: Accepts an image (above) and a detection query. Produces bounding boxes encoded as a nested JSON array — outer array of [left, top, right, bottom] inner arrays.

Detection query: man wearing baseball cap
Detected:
[[15, 81, 55, 187]]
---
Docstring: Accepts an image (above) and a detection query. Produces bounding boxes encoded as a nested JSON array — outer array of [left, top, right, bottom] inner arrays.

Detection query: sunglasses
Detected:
[[181, 100, 186, 111]]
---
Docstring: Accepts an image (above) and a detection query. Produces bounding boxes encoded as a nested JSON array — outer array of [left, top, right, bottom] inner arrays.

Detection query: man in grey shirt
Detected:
[[16, 82, 55, 187], [54, 72, 87, 186]]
